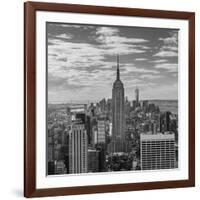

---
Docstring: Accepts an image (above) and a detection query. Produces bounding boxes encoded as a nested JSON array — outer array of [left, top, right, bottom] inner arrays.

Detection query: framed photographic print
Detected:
[[24, 1, 195, 198]]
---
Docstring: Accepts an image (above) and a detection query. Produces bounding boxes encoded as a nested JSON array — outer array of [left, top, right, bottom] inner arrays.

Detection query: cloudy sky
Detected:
[[47, 22, 178, 103]]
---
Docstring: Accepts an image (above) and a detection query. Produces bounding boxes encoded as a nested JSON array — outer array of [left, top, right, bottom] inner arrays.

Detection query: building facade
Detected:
[[135, 87, 139, 105], [140, 133, 176, 170], [112, 55, 125, 152], [87, 149, 99, 172], [69, 124, 88, 173], [160, 111, 171, 133], [97, 120, 106, 143]]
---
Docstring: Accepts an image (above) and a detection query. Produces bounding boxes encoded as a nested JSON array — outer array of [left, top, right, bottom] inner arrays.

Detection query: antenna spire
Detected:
[[117, 55, 120, 80]]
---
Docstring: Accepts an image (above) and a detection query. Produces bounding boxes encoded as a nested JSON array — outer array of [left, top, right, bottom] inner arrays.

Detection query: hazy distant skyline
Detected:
[[47, 22, 178, 103]]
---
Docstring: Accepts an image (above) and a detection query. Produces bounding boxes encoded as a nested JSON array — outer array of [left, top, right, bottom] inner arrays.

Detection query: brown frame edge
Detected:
[[24, 1, 195, 198]]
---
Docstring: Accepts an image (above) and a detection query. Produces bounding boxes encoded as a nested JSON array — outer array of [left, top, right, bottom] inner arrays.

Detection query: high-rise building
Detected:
[[76, 113, 91, 145], [109, 123, 112, 136], [132, 100, 137, 110], [48, 127, 54, 162], [63, 133, 70, 174], [87, 148, 99, 172], [97, 120, 106, 143], [148, 103, 156, 113], [142, 100, 148, 112], [92, 128, 98, 145], [125, 97, 131, 117], [99, 98, 106, 113], [96, 143, 106, 172], [151, 121, 157, 134], [112, 55, 125, 152], [135, 87, 139, 105], [140, 133, 176, 170], [69, 124, 88, 173], [160, 111, 171, 133], [107, 98, 112, 114]]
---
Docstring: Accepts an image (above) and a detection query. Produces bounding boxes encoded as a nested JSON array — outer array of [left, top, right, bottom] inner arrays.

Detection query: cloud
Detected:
[[56, 33, 73, 39], [47, 23, 178, 102], [95, 27, 149, 54], [47, 24, 152, 83], [96, 27, 148, 44], [154, 31, 178, 57], [154, 63, 178, 72], [140, 74, 163, 79], [48, 39, 105, 72], [161, 46, 178, 51], [49, 24, 93, 29], [59, 24, 83, 28], [96, 27, 119, 37], [150, 59, 168, 63], [135, 58, 148, 61], [159, 32, 178, 45], [153, 51, 178, 57], [47, 26, 151, 78], [122, 64, 159, 75]]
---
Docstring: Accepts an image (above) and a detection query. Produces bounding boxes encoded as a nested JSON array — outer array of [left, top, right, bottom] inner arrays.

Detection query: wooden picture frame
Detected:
[[24, 1, 195, 198]]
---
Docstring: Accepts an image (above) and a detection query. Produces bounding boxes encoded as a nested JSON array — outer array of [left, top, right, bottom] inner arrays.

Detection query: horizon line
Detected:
[[48, 98, 178, 104]]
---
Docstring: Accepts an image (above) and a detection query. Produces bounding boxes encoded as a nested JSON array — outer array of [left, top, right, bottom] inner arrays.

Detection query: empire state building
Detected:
[[112, 55, 125, 153]]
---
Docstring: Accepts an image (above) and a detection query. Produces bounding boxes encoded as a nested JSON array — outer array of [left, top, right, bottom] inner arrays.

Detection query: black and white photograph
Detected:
[[47, 22, 179, 175]]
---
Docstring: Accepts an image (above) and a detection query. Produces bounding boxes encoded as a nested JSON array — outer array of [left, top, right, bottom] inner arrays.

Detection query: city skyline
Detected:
[[47, 22, 179, 176], [47, 23, 178, 103]]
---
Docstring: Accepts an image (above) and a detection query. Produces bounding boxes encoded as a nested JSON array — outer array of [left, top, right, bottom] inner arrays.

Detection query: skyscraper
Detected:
[[135, 87, 139, 105], [75, 113, 91, 144], [69, 124, 88, 173], [112, 55, 125, 152], [160, 111, 171, 133], [97, 120, 106, 143]]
